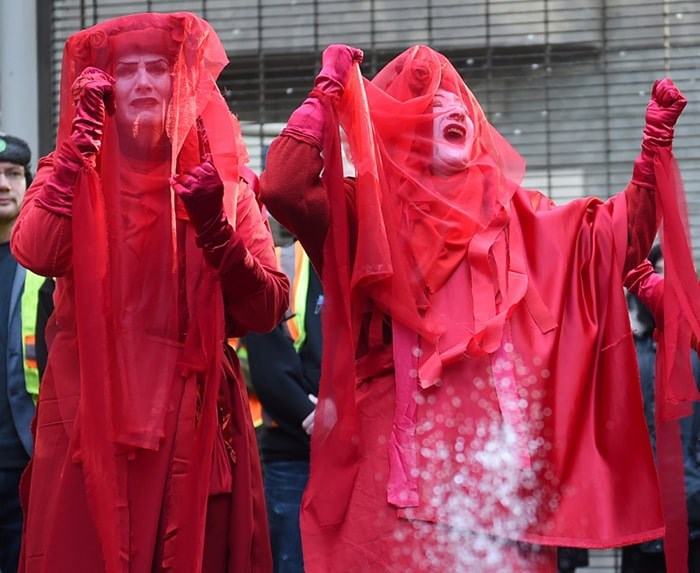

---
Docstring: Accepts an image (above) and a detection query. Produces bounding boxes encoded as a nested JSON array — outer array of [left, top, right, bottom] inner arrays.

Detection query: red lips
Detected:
[[130, 97, 159, 108]]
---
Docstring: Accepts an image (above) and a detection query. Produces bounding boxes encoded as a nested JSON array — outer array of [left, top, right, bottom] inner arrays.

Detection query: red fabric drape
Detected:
[[16, 12, 273, 573], [298, 46, 697, 570], [653, 149, 700, 573]]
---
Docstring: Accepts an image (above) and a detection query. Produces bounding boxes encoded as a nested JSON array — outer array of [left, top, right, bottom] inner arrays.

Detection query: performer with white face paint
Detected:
[[11, 12, 287, 573], [431, 89, 475, 176], [112, 51, 173, 150], [261, 44, 697, 573]]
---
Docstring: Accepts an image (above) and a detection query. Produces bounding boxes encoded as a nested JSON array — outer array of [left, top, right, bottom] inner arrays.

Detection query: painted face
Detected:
[[0, 161, 27, 225], [431, 89, 475, 176], [113, 53, 173, 139]]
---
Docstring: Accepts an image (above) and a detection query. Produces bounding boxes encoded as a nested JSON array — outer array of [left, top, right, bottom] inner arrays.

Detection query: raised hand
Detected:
[[281, 45, 363, 148], [643, 78, 687, 148], [70, 66, 115, 157], [314, 44, 364, 96], [632, 78, 687, 188], [172, 157, 226, 234]]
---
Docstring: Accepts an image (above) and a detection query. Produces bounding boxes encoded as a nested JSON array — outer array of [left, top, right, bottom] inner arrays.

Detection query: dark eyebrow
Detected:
[[116, 57, 168, 66]]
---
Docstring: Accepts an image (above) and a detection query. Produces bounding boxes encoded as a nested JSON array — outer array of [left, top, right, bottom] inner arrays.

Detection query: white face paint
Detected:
[[113, 53, 173, 140], [430, 89, 475, 176]]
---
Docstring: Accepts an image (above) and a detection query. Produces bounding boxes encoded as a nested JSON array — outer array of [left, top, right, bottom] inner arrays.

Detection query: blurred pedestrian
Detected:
[[0, 133, 38, 573]]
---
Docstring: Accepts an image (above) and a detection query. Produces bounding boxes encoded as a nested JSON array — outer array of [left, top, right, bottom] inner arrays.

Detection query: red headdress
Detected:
[[340, 45, 527, 353]]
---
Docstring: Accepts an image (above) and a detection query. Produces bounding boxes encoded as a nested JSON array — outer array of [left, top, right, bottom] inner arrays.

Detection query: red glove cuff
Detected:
[[194, 218, 239, 269], [281, 97, 325, 149], [34, 139, 86, 217], [631, 152, 656, 190]]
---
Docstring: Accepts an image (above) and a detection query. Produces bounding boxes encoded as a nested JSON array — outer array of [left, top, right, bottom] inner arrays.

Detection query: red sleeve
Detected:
[[260, 135, 330, 272], [625, 258, 664, 324], [10, 153, 73, 277], [623, 182, 657, 275], [220, 183, 289, 336]]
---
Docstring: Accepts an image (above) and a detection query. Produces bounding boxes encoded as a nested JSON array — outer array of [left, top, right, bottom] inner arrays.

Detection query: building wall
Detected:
[[41, 1, 700, 254], [0, 0, 39, 168]]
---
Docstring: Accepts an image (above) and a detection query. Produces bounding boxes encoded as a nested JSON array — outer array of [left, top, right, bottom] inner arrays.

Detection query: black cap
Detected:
[[0, 133, 31, 167]]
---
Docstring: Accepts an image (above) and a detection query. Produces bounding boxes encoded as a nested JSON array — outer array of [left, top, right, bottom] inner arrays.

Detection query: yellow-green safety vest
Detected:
[[21, 270, 43, 400]]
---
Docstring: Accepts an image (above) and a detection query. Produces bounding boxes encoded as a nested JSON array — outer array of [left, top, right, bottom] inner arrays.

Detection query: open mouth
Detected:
[[130, 97, 160, 108], [443, 123, 467, 142]]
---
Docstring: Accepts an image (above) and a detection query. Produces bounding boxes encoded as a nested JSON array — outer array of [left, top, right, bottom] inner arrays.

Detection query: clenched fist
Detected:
[[643, 78, 687, 148], [70, 66, 115, 157], [314, 44, 364, 97]]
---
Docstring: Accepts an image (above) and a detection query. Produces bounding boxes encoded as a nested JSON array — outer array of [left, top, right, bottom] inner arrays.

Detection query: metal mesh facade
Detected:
[[41, 2, 700, 250], [39, 3, 700, 570]]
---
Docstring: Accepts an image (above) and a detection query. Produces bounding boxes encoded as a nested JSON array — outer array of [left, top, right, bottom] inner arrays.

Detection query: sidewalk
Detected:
[[586, 548, 621, 572]]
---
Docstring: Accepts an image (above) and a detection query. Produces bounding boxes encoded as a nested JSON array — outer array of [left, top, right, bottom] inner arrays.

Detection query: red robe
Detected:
[[262, 135, 662, 572], [263, 46, 700, 573], [12, 148, 287, 573], [11, 12, 288, 573]]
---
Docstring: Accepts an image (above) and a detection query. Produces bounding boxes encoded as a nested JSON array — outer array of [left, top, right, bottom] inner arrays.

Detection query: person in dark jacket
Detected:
[[0, 133, 36, 573], [246, 220, 323, 573], [624, 244, 700, 572]]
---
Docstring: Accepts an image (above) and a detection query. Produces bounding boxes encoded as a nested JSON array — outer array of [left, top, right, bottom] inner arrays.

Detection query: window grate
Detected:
[[42, 0, 700, 259]]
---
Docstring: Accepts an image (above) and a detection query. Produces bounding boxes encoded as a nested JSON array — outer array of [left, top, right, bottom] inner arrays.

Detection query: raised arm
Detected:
[[172, 159, 289, 335], [11, 68, 114, 276], [623, 79, 687, 273], [260, 44, 363, 273]]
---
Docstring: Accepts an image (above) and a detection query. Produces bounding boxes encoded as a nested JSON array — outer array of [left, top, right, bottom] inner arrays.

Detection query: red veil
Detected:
[[340, 46, 528, 350], [307, 45, 534, 528], [55, 12, 249, 571]]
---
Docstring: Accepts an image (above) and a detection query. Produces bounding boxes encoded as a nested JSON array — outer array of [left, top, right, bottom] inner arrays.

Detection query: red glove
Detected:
[[625, 258, 665, 325], [632, 78, 687, 187], [314, 44, 364, 96], [282, 44, 363, 148], [172, 158, 234, 266], [33, 140, 86, 217], [70, 67, 115, 158]]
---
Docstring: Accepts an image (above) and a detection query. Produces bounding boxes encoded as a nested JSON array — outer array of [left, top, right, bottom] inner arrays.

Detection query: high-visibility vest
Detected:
[[275, 241, 312, 349], [287, 242, 310, 351], [21, 270, 43, 400]]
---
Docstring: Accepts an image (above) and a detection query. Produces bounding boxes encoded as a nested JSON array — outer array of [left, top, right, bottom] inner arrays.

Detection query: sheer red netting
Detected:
[[339, 46, 527, 352], [54, 12, 250, 571]]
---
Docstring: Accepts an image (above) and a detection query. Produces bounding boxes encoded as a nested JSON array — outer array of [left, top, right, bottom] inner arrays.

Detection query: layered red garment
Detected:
[[11, 12, 287, 573], [262, 45, 700, 572]]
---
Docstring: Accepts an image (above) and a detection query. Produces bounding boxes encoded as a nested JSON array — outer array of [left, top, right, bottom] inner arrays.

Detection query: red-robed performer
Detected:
[[261, 44, 699, 572], [11, 12, 288, 573]]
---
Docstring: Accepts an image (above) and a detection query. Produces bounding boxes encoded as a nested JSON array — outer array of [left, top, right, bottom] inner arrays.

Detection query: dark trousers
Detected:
[[557, 546, 589, 572], [622, 538, 700, 573], [0, 468, 25, 573], [263, 460, 309, 573]]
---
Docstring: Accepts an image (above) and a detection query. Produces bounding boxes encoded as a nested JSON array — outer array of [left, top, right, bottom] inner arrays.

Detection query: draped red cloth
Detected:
[[261, 46, 700, 571], [625, 150, 700, 573], [12, 12, 285, 573]]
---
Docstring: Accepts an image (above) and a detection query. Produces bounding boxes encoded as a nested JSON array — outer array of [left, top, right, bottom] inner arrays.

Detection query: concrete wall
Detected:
[[0, 0, 39, 168]]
